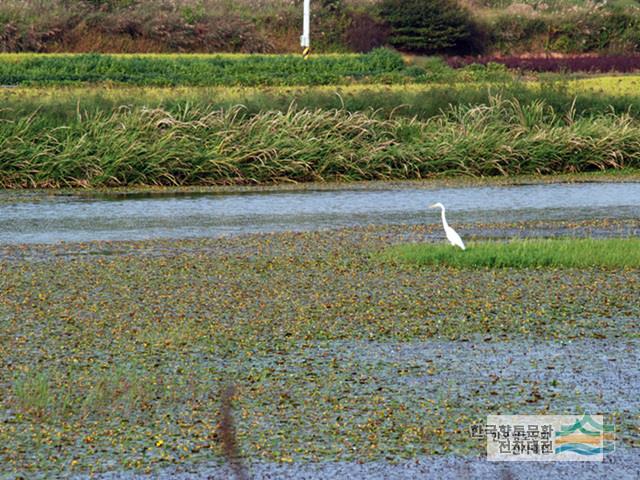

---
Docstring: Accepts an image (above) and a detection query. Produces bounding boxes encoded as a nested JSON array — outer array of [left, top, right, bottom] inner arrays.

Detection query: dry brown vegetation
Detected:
[[1, 0, 639, 54]]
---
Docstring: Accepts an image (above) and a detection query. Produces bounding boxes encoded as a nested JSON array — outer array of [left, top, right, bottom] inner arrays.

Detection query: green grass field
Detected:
[[382, 238, 640, 268]]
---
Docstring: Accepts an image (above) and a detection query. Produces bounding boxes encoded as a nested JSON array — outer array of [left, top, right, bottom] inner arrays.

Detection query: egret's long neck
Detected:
[[440, 206, 449, 228]]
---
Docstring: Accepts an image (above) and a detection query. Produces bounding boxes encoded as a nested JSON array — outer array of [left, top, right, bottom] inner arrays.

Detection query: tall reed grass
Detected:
[[1, 98, 638, 188]]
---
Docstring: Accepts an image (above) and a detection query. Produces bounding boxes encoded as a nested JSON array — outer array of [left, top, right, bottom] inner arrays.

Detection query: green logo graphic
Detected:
[[554, 414, 615, 456]]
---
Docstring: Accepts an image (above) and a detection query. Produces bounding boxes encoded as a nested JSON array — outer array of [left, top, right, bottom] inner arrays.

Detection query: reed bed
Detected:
[[1, 98, 639, 188]]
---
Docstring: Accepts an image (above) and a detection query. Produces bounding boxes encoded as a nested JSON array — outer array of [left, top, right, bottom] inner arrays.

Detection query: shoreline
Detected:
[[2, 170, 639, 197]]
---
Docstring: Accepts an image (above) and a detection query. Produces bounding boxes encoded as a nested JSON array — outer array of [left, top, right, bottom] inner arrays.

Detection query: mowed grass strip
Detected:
[[382, 238, 640, 268]]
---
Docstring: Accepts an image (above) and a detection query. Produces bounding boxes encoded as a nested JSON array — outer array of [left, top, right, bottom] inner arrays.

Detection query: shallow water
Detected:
[[80, 448, 640, 480], [1, 182, 639, 244], [80, 337, 640, 479]]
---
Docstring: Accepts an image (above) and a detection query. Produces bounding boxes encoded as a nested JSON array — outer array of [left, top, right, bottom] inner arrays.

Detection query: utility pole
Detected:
[[301, 0, 311, 59]]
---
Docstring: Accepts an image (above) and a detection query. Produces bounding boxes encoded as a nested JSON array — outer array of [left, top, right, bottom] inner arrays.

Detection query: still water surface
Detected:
[[1, 182, 638, 244]]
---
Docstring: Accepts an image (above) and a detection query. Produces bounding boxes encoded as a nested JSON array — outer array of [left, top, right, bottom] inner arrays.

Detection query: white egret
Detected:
[[429, 202, 466, 250]]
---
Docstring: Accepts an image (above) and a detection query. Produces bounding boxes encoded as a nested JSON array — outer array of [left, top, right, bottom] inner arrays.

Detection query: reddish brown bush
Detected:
[[344, 11, 389, 52], [447, 55, 640, 73]]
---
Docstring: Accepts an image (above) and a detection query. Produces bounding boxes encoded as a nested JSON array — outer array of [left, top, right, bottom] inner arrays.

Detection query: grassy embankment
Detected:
[[1, 0, 640, 55], [382, 238, 640, 268], [1, 98, 639, 188]]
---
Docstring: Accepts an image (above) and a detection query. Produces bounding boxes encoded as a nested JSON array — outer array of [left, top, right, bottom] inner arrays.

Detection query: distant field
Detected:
[[566, 75, 640, 96], [0, 51, 403, 87], [3, 74, 639, 98]]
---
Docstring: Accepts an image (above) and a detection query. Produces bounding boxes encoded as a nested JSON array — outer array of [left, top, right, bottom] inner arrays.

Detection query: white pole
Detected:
[[301, 0, 311, 50]]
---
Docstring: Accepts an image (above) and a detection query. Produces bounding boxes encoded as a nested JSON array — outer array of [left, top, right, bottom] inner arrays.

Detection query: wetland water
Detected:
[[1, 182, 639, 244]]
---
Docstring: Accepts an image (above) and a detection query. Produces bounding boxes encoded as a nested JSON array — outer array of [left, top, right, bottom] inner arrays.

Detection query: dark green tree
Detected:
[[380, 0, 481, 54]]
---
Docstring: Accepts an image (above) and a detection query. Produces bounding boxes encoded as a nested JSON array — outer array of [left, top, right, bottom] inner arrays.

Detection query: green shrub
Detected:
[[379, 0, 483, 54], [544, 7, 640, 53], [489, 14, 548, 53], [599, 7, 640, 52]]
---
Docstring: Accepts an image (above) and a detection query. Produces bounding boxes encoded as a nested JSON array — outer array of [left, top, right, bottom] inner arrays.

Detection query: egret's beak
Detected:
[[428, 204, 437, 209]]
